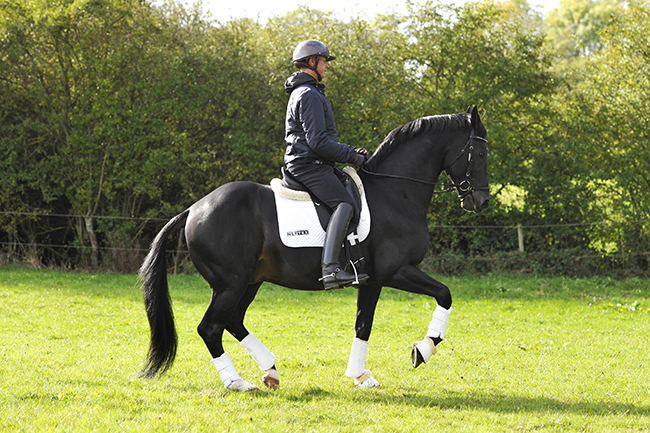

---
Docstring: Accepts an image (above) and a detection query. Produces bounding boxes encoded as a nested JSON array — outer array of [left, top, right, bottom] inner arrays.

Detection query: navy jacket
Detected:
[[284, 72, 364, 167]]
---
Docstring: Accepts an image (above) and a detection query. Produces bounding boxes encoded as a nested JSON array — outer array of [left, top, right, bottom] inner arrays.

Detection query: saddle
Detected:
[[280, 167, 363, 233], [270, 166, 370, 255], [275, 166, 369, 278]]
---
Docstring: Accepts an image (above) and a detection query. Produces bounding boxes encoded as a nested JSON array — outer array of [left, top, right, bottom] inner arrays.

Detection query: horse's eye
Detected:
[[478, 152, 486, 158]]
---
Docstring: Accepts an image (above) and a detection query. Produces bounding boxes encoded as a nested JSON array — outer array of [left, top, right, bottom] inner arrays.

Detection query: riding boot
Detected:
[[321, 203, 369, 290]]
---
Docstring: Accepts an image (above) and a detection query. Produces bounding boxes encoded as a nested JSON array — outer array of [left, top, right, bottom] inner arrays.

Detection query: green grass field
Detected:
[[1, 266, 648, 432]]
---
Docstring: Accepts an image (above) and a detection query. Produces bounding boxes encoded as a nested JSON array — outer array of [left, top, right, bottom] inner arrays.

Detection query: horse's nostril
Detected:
[[478, 198, 490, 211]]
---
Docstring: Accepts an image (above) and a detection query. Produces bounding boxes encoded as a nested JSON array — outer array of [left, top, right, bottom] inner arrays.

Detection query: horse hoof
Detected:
[[262, 368, 280, 389], [354, 370, 380, 388], [227, 379, 259, 392], [411, 337, 437, 368], [411, 346, 425, 368]]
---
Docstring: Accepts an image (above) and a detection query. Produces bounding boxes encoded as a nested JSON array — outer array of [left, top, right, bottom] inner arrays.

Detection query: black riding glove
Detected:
[[350, 152, 367, 168]]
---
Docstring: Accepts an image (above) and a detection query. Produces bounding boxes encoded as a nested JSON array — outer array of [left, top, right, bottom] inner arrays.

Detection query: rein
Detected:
[[361, 133, 489, 195]]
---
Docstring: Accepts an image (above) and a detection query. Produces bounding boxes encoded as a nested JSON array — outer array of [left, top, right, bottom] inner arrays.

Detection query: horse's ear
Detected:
[[470, 105, 480, 128], [466, 106, 472, 113]]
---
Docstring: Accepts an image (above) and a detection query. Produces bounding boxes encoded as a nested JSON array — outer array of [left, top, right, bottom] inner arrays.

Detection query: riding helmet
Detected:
[[292, 39, 336, 65]]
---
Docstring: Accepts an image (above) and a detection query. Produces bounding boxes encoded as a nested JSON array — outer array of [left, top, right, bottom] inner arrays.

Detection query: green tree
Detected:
[[402, 0, 571, 253], [0, 0, 220, 268], [0, 0, 73, 263], [567, 0, 650, 258], [545, 0, 623, 62], [2, 0, 646, 272]]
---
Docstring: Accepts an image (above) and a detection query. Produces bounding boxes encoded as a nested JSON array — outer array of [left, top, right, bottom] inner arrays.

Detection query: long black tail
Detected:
[[138, 209, 190, 378]]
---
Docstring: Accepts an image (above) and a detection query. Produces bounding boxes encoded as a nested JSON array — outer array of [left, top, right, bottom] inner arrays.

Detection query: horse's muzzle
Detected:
[[461, 192, 490, 213]]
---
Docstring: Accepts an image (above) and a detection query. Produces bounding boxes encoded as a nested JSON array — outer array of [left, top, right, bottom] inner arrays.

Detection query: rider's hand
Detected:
[[351, 148, 368, 170], [354, 147, 369, 157], [353, 148, 369, 170]]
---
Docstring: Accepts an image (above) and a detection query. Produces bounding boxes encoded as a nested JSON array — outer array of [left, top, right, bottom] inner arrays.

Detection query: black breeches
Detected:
[[286, 163, 356, 212]]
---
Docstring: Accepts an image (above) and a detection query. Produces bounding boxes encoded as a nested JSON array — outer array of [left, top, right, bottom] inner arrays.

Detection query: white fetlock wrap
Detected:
[[240, 333, 275, 371], [212, 352, 241, 389], [354, 370, 380, 388], [427, 305, 452, 340], [413, 337, 437, 364], [227, 379, 259, 392], [345, 338, 369, 379]]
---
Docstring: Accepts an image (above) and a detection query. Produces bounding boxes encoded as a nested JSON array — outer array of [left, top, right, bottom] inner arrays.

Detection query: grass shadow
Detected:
[[285, 386, 333, 403], [356, 389, 647, 416]]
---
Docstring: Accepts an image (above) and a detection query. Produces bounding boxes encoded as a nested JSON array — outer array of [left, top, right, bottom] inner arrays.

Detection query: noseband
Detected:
[[443, 132, 489, 197], [361, 131, 488, 196]]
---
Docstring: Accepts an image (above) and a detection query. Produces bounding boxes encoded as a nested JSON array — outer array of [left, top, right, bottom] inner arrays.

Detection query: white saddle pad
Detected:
[[270, 166, 371, 248]]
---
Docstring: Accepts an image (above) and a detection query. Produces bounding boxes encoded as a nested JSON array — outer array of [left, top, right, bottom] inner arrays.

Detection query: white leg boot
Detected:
[[411, 305, 452, 367], [212, 352, 258, 392], [240, 333, 279, 388], [345, 338, 379, 388]]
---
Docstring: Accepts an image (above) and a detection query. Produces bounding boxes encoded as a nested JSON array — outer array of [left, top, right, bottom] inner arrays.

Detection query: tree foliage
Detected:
[[0, 0, 648, 273], [561, 0, 650, 260]]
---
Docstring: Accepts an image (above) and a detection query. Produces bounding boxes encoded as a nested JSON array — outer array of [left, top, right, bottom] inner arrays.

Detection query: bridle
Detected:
[[443, 131, 489, 197], [360, 131, 489, 196]]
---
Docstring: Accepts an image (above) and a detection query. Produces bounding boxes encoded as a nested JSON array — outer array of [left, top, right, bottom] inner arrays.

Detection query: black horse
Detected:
[[139, 106, 489, 391]]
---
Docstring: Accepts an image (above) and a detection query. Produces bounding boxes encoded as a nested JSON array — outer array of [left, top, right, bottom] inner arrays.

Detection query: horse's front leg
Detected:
[[345, 283, 382, 388], [387, 264, 452, 368]]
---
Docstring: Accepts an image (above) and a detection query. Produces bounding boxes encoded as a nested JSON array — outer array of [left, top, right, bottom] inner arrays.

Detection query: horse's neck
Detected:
[[370, 135, 445, 210], [381, 134, 445, 182]]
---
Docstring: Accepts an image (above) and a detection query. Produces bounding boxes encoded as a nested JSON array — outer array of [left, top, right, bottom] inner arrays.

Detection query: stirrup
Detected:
[[348, 259, 369, 285]]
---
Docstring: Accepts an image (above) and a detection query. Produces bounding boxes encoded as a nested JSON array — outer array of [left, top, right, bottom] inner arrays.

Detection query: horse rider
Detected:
[[283, 39, 370, 290]]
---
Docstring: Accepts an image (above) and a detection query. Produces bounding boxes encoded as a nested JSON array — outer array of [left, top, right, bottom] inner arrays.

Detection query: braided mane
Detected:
[[364, 112, 474, 171]]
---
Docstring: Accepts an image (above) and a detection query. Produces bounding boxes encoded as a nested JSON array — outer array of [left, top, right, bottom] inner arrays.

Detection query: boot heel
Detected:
[[321, 265, 368, 290]]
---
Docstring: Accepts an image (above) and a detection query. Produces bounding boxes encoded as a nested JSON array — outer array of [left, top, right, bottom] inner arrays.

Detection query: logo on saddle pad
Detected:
[[270, 166, 371, 248]]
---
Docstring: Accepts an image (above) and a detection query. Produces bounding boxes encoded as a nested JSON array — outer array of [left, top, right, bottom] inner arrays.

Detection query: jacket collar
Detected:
[[284, 71, 326, 94]]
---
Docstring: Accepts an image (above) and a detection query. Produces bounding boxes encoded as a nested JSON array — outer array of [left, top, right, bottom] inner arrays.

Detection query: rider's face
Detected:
[[312, 56, 329, 80]]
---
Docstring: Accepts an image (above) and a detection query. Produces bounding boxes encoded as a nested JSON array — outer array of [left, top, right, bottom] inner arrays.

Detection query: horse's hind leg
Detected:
[[198, 277, 260, 392], [225, 282, 280, 389]]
